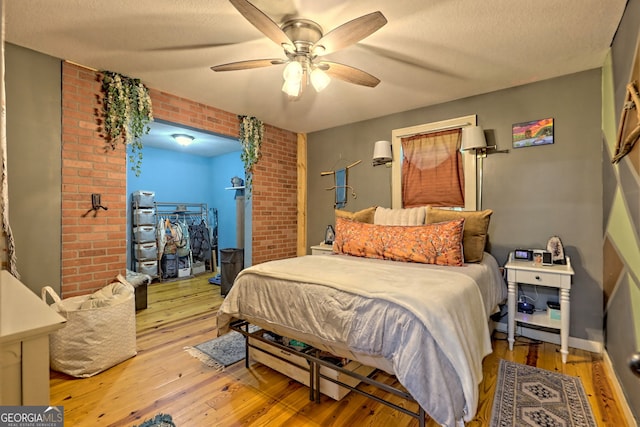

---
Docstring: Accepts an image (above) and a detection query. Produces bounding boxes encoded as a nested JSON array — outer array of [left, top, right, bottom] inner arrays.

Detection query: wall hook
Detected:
[[82, 193, 109, 217]]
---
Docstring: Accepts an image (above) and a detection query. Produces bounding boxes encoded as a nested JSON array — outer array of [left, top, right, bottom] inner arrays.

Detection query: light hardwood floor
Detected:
[[49, 274, 629, 426]]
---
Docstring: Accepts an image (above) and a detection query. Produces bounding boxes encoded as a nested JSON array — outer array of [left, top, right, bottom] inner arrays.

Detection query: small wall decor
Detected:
[[512, 118, 554, 148], [612, 80, 640, 163]]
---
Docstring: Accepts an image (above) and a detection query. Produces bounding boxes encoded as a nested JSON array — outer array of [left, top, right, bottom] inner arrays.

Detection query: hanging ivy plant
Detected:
[[238, 115, 264, 193], [101, 71, 154, 176]]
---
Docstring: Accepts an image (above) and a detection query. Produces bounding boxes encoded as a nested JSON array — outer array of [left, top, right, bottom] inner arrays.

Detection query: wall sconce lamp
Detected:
[[461, 125, 508, 210], [372, 140, 392, 166], [172, 134, 195, 146], [461, 125, 509, 157]]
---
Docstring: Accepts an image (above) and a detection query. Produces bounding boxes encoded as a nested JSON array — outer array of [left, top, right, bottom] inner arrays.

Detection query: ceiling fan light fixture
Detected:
[[172, 134, 194, 146], [310, 67, 330, 92], [282, 78, 301, 97], [282, 61, 303, 81], [281, 43, 295, 54], [312, 44, 326, 56], [213, 0, 387, 101]]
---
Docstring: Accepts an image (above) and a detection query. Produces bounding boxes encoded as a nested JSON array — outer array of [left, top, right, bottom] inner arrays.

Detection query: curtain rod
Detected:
[[398, 122, 472, 139]]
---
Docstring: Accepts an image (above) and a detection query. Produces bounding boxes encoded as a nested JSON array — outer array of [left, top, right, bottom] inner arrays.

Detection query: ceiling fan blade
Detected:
[[211, 59, 285, 72], [312, 11, 387, 56], [230, 0, 293, 49], [320, 61, 381, 88], [146, 43, 235, 52]]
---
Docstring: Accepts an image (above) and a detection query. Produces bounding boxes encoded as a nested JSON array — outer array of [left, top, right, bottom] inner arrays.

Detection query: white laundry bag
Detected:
[[41, 275, 137, 378]]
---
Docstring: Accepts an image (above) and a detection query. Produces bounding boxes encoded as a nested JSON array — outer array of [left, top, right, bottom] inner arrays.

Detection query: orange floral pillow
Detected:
[[333, 217, 465, 266]]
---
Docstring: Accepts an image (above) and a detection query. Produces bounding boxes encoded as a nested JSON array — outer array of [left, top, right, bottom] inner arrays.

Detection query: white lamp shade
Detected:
[[373, 140, 392, 162], [310, 68, 331, 92], [282, 78, 301, 97], [461, 125, 487, 150], [282, 61, 303, 81]]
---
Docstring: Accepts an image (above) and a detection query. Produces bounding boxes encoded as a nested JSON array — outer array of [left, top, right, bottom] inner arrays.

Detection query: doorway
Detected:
[[126, 119, 246, 279]]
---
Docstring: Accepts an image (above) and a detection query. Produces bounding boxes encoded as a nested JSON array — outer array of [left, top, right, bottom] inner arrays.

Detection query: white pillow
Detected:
[[373, 206, 426, 226]]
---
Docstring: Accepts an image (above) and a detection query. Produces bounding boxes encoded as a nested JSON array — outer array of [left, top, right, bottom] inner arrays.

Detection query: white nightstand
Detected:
[[310, 244, 334, 255], [504, 253, 574, 363]]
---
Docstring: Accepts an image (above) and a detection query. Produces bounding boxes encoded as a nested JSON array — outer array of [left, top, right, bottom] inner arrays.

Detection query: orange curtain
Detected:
[[401, 129, 464, 208]]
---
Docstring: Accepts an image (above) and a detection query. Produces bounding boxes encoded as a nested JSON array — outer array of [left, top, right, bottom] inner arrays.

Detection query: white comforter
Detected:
[[217, 253, 505, 426]]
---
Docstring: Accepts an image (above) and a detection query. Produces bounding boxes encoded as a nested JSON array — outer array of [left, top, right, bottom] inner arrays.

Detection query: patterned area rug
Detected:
[[133, 413, 175, 427], [185, 325, 259, 370], [491, 359, 596, 427]]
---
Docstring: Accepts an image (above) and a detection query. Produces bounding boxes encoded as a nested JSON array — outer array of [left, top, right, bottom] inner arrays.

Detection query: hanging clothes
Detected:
[[160, 218, 187, 256], [176, 221, 190, 257], [189, 220, 211, 263]]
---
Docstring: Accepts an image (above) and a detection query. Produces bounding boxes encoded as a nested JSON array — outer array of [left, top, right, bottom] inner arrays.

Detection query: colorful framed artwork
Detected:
[[512, 118, 554, 148]]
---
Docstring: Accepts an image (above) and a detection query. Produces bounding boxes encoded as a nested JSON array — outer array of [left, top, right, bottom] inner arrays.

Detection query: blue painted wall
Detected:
[[209, 152, 246, 251], [126, 145, 243, 270]]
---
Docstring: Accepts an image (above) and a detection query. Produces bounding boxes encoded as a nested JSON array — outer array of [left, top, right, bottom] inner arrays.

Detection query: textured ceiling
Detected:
[[5, 0, 627, 139]]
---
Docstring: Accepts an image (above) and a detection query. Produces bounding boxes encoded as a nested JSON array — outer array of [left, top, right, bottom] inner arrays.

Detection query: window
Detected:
[[401, 128, 464, 207], [391, 115, 478, 210]]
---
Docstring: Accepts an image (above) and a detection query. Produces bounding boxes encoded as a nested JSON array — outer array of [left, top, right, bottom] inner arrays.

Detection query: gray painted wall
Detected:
[[308, 69, 603, 342], [607, 0, 640, 418], [6, 43, 62, 294]]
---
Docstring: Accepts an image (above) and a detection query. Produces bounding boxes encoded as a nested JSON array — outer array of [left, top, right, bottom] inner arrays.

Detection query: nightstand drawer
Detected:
[[511, 269, 563, 287], [310, 244, 334, 255]]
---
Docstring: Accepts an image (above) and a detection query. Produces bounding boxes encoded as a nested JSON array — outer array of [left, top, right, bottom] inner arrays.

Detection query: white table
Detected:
[[504, 254, 574, 363], [0, 271, 66, 404]]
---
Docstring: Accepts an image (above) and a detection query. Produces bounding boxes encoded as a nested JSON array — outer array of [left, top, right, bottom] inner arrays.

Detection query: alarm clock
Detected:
[[514, 249, 532, 260]]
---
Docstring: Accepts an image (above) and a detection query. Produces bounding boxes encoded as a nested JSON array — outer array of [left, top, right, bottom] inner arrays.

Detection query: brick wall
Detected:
[[61, 62, 298, 296], [251, 125, 298, 264], [61, 63, 128, 297]]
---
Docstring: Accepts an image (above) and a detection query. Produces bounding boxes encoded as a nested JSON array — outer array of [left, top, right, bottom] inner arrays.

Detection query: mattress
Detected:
[[217, 252, 506, 426]]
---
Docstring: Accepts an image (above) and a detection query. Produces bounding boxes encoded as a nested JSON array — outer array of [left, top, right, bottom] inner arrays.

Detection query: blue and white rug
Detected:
[[185, 325, 259, 370], [133, 413, 175, 427]]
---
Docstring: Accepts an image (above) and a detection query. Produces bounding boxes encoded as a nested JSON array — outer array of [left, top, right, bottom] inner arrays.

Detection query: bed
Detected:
[[217, 207, 506, 427]]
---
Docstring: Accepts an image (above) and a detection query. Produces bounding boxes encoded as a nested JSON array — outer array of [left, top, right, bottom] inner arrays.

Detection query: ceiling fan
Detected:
[[211, 0, 387, 99]]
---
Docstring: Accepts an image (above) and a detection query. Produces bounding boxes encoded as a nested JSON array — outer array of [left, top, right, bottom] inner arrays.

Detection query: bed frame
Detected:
[[230, 319, 428, 427]]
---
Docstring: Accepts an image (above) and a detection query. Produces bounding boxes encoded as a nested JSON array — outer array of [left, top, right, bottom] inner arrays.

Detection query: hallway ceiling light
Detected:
[[172, 134, 195, 146]]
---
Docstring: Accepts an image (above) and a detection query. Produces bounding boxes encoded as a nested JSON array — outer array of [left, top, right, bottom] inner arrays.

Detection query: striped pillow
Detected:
[[373, 206, 426, 226]]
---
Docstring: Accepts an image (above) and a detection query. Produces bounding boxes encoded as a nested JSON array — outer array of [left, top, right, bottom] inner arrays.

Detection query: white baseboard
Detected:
[[603, 350, 638, 427], [494, 323, 602, 353]]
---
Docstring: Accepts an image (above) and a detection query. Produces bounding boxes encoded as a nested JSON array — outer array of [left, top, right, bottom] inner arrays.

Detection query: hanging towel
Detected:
[[335, 168, 347, 208]]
